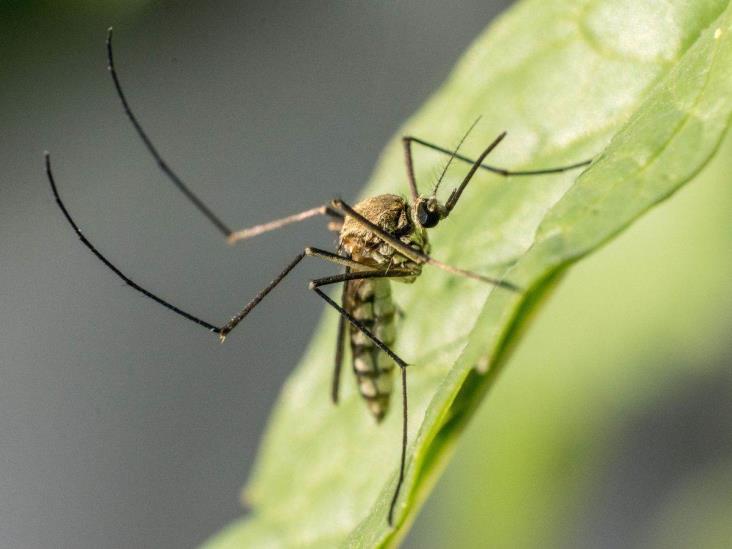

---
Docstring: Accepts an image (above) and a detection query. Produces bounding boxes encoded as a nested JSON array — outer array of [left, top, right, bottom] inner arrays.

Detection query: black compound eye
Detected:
[[417, 201, 440, 228]]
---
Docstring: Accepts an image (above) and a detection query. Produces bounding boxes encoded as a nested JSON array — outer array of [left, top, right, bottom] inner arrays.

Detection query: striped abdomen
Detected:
[[344, 277, 397, 422]]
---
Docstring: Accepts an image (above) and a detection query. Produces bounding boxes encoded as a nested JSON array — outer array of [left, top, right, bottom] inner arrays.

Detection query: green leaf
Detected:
[[412, 131, 732, 548], [203, 1, 732, 547]]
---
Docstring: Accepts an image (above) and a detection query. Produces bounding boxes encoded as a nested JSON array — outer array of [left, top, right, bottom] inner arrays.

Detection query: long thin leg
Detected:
[[46, 152, 220, 333], [403, 135, 592, 178], [330, 198, 520, 291], [312, 287, 407, 367], [392, 364, 407, 527], [309, 269, 417, 289], [46, 152, 368, 340], [107, 27, 341, 244], [106, 27, 232, 237], [191, 244, 372, 341], [228, 206, 343, 244], [331, 269, 349, 405], [312, 286, 409, 526]]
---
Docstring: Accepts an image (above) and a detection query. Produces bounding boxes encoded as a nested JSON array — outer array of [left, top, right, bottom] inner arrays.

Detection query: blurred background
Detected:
[[1, 1, 731, 548]]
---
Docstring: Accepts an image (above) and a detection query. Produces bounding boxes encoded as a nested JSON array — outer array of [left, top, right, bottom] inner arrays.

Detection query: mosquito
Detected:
[[44, 28, 591, 526]]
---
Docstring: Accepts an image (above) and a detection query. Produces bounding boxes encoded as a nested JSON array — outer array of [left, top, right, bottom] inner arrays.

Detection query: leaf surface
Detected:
[[203, 1, 732, 547]]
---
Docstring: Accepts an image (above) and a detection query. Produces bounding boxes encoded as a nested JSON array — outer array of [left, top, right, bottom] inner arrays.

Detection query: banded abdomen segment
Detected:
[[344, 277, 397, 422]]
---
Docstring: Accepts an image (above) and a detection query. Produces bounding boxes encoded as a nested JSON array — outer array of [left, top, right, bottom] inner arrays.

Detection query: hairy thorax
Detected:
[[339, 194, 428, 280]]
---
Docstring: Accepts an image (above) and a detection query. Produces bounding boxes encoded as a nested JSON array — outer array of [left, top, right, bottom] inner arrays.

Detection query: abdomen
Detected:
[[344, 277, 396, 422]]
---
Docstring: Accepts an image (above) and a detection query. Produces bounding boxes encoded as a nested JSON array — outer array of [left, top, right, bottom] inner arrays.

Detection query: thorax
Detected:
[[339, 194, 428, 279]]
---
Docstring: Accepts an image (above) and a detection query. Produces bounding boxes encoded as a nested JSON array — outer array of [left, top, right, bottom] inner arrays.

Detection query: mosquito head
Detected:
[[414, 196, 447, 229]]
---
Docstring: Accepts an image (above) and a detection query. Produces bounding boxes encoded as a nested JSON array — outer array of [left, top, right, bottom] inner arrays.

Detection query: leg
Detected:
[[46, 153, 223, 333], [45, 153, 365, 340], [107, 28, 343, 243], [331, 269, 349, 405], [309, 269, 417, 290], [330, 198, 520, 291], [391, 365, 408, 527], [311, 285, 409, 526], [313, 266, 417, 409], [227, 206, 343, 244], [202, 246, 370, 340], [106, 28, 231, 237], [310, 268, 419, 525], [403, 135, 592, 178]]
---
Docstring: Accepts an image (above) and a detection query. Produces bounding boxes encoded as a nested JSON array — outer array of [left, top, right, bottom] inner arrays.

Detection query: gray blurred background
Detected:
[[3, 2, 732, 549], [1, 2, 511, 547]]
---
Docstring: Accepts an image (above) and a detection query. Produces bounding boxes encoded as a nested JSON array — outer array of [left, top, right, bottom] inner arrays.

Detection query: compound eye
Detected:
[[417, 201, 440, 228]]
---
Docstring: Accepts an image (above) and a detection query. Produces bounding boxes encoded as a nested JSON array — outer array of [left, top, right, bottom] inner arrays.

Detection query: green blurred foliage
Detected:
[[204, 0, 732, 547], [413, 132, 732, 548]]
